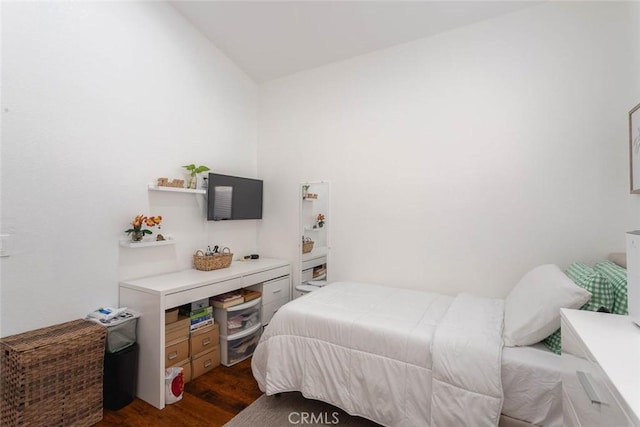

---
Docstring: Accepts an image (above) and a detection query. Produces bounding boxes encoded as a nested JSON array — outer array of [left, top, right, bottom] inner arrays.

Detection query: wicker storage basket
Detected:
[[193, 247, 233, 271], [0, 319, 107, 427], [302, 240, 314, 254]]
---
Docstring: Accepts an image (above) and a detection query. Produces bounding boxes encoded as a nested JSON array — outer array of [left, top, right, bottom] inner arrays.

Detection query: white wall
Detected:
[[258, 2, 640, 297], [1, 2, 259, 336]]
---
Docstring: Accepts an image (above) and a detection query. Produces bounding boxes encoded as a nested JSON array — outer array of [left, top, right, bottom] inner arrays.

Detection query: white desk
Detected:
[[561, 309, 640, 426], [119, 258, 290, 409]]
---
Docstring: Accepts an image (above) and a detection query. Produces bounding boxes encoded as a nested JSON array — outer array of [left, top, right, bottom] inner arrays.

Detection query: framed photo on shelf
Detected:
[[630, 102, 640, 194]]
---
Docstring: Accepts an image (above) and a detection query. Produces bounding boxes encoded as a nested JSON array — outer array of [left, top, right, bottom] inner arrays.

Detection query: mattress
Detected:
[[501, 344, 564, 427]]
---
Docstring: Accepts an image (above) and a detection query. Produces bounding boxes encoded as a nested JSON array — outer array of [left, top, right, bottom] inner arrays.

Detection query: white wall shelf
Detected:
[[148, 184, 206, 195], [119, 236, 175, 248]]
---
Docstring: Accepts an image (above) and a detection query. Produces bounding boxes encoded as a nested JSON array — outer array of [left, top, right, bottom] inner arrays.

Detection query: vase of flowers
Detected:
[[125, 214, 162, 242], [316, 213, 325, 228]]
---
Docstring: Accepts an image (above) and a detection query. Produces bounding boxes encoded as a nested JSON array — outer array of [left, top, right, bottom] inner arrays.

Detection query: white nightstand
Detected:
[[561, 309, 640, 426]]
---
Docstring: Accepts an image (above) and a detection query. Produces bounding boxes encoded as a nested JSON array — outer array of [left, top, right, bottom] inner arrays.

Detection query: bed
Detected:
[[252, 265, 594, 427]]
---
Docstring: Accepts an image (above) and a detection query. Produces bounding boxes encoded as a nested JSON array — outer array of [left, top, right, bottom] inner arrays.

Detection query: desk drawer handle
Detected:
[[204, 359, 212, 368], [202, 338, 211, 346], [577, 371, 604, 405], [168, 351, 178, 360], [272, 289, 282, 294]]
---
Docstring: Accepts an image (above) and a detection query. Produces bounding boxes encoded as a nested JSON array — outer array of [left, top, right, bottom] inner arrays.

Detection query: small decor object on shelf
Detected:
[[125, 214, 162, 242], [157, 177, 185, 188], [182, 164, 211, 189], [316, 213, 325, 228], [193, 247, 233, 271], [302, 184, 310, 199]]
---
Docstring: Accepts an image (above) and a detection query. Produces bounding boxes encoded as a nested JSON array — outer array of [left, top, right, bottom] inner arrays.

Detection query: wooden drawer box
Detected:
[[191, 346, 220, 380], [165, 316, 190, 343], [165, 337, 189, 367], [190, 324, 219, 357], [165, 308, 179, 324]]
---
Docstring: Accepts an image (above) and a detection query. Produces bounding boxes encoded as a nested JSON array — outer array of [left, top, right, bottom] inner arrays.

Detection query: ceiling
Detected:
[[170, 1, 541, 83]]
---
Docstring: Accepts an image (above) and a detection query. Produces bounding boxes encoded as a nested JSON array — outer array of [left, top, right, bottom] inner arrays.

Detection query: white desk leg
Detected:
[[120, 287, 165, 409]]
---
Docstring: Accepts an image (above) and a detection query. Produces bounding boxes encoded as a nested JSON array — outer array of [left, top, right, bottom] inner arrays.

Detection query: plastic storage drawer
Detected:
[[220, 323, 262, 366], [213, 297, 261, 337]]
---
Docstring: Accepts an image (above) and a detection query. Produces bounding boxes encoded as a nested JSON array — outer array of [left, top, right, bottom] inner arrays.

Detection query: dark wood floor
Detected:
[[96, 357, 262, 427]]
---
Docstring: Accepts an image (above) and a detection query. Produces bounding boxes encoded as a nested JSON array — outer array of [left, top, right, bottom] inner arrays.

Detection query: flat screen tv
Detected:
[[207, 173, 263, 221]]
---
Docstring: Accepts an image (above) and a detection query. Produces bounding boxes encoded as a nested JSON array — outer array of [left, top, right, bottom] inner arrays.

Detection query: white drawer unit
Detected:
[[561, 309, 640, 426], [262, 276, 290, 305], [259, 276, 290, 325], [262, 297, 289, 325], [246, 269, 291, 325], [213, 297, 261, 337]]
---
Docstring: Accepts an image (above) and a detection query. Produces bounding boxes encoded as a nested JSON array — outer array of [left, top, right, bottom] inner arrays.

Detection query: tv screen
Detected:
[[207, 173, 263, 221]]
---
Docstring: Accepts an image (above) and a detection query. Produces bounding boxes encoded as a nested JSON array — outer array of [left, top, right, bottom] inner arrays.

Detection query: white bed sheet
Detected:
[[254, 283, 566, 427], [501, 344, 564, 427]]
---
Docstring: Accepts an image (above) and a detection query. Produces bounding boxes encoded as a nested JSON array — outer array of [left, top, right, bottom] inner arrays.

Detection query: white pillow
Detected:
[[503, 264, 591, 347]]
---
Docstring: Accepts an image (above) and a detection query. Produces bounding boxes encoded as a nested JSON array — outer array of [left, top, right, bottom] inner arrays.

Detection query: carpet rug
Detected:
[[224, 392, 381, 426]]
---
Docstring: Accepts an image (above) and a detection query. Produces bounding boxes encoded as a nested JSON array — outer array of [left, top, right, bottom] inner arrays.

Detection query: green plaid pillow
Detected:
[[544, 329, 562, 354], [567, 263, 614, 312], [593, 261, 628, 315], [543, 263, 613, 354]]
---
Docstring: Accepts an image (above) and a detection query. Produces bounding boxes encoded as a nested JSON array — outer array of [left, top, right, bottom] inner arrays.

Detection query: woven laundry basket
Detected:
[[0, 319, 107, 427]]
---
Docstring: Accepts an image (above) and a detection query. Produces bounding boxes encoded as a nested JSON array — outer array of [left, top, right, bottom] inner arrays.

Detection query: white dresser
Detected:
[[561, 308, 640, 426]]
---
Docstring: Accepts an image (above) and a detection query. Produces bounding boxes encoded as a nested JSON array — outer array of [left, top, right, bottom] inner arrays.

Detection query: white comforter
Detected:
[[252, 282, 504, 427]]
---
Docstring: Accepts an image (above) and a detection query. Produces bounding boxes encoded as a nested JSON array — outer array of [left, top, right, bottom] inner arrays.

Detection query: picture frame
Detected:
[[630, 102, 640, 194]]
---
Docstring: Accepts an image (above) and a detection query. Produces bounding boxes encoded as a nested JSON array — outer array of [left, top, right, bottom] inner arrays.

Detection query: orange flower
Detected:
[[125, 214, 162, 236]]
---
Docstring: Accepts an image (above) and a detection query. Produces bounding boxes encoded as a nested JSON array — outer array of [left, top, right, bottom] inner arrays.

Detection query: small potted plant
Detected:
[[182, 164, 211, 189], [125, 215, 162, 242], [316, 213, 325, 228]]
